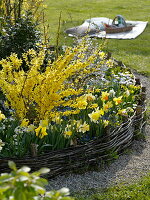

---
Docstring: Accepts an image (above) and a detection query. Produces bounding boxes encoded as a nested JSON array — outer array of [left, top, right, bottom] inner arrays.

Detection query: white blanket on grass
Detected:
[[67, 17, 148, 39]]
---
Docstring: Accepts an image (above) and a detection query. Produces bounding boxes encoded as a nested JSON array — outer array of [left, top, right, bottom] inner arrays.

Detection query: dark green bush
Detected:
[[0, 13, 41, 60]]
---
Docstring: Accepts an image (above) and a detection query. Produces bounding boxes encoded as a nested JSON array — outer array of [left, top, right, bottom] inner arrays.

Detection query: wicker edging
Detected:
[[0, 78, 146, 178]]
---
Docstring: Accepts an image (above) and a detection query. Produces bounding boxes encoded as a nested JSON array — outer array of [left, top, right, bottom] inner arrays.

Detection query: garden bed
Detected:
[[0, 72, 146, 178]]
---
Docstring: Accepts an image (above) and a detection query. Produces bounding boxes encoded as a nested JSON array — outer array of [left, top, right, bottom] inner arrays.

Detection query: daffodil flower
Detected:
[[35, 126, 48, 139]]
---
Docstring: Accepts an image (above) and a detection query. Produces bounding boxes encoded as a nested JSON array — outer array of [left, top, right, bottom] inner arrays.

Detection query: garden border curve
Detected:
[[0, 63, 146, 178]]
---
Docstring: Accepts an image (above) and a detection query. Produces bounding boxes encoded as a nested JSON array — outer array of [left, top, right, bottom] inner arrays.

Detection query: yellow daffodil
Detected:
[[113, 96, 122, 105], [78, 122, 90, 133], [101, 91, 109, 101], [0, 139, 5, 152], [103, 101, 113, 112], [88, 108, 104, 123], [103, 120, 109, 127], [77, 100, 88, 109], [35, 126, 48, 139], [52, 116, 62, 124], [76, 120, 82, 129], [74, 97, 88, 109], [0, 111, 5, 121], [64, 130, 72, 137], [118, 109, 128, 116], [85, 93, 96, 102], [125, 89, 130, 97], [89, 103, 98, 109]]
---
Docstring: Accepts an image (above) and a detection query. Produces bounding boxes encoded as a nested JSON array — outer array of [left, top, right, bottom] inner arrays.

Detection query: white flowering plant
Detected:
[[0, 161, 74, 200]]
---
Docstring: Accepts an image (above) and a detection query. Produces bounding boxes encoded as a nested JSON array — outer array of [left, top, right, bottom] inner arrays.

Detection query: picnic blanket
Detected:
[[66, 17, 148, 39]]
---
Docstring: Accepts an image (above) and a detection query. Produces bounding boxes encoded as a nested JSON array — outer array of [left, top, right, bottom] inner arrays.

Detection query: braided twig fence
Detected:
[[0, 76, 146, 178]]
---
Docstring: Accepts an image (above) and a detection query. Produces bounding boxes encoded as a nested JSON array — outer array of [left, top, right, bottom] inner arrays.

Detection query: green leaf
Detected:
[[14, 188, 27, 200], [0, 186, 9, 193], [34, 178, 48, 187], [17, 176, 29, 182], [38, 168, 50, 174], [19, 166, 31, 173], [0, 175, 14, 183], [8, 161, 17, 171], [58, 187, 70, 195], [31, 184, 46, 195]]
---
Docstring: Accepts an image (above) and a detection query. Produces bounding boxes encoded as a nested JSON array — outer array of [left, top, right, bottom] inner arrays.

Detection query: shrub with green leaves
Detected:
[[0, 13, 41, 61], [0, 161, 74, 200]]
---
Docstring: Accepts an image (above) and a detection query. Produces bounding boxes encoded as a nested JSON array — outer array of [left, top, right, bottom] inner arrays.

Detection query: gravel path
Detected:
[[47, 73, 150, 193]]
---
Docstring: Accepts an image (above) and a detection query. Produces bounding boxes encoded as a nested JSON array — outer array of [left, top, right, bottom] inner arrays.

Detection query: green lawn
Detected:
[[75, 173, 150, 200], [45, 0, 150, 75]]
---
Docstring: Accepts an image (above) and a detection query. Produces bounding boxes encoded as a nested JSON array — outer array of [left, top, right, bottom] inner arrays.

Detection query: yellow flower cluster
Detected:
[[0, 40, 106, 139], [0, 0, 45, 23]]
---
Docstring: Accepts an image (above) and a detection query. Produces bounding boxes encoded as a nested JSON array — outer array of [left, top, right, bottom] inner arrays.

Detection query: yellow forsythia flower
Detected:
[[0, 39, 106, 123], [20, 119, 29, 127], [35, 126, 48, 139], [95, 88, 101, 93], [106, 59, 114, 67], [39, 119, 49, 128], [99, 51, 106, 59]]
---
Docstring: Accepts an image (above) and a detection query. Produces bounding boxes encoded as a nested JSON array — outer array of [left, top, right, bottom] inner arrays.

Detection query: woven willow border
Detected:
[[0, 107, 146, 178]]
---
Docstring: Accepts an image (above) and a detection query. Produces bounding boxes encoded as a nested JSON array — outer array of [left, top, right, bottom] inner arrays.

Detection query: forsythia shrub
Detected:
[[0, 0, 45, 24], [0, 39, 105, 128]]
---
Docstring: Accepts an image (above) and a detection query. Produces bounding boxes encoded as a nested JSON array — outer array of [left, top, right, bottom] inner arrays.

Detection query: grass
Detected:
[[74, 173, 150, 200], [45, 0, 150, 75]]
